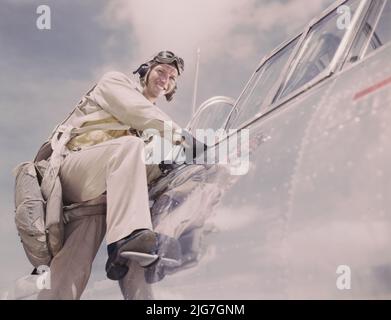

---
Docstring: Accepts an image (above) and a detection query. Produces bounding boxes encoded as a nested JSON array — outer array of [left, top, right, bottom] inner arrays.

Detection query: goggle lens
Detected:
[[154, 51, 184, 73]]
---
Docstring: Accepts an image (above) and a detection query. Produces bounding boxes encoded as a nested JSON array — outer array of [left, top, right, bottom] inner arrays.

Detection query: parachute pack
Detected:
[[13, 146, 63, 268], [12, 121, 127, 268]]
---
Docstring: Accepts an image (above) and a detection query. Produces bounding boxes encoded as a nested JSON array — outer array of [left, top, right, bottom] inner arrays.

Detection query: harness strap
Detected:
[[41, 126, 74, 200], [63, 195, 107, 224], [42, 122, 131, 201], [63, 204, 106, 224]]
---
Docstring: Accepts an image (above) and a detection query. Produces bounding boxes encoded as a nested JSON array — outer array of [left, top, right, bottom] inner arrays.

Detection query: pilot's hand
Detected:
[[159, 161, 179, 175]]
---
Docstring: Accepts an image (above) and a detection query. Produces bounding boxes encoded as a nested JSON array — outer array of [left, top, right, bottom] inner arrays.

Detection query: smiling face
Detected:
[[142, 64, 179, 103]]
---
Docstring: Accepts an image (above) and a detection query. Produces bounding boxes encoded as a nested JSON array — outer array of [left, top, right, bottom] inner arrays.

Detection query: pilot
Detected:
[[38, 51, 186, 299]]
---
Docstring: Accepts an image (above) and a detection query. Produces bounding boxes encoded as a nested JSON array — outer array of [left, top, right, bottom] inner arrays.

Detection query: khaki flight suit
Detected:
[[37, 72, 180, 299]]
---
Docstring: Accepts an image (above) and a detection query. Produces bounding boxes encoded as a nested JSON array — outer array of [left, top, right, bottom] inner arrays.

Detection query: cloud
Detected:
[[102, 0, 242, 61], [101, 0, 334, 65]]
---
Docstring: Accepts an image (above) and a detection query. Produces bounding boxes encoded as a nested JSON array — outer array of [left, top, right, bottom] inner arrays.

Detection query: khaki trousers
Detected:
[[37, 214, 106, 300], [60, 135, 155, 244], [38, 136, 160, 299]]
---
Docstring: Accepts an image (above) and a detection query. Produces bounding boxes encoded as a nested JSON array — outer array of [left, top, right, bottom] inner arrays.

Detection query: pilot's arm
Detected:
[[91, 71, 183, 145]]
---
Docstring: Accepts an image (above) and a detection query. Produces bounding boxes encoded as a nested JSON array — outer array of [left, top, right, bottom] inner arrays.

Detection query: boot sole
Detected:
[[106, 230, 157, 281]]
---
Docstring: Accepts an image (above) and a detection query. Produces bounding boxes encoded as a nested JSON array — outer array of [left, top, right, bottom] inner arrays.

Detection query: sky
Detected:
[[0, 0, 335, 298]]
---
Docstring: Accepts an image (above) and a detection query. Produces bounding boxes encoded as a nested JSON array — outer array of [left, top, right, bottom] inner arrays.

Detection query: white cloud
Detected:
[[102, 0, 243, 61], [101, 0, 334, 65]]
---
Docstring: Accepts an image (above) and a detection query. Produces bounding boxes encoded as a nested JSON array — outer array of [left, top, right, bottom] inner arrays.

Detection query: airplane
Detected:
[[117, 0, 391, 299], [7, 0, 391, 300]]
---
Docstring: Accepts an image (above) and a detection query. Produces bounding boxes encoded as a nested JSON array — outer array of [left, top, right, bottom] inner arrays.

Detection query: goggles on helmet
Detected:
[[153, 51, 184, 75]]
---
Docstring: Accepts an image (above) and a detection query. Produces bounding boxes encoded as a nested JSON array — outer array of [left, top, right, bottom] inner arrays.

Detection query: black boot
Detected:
[[105, 229, 182, 283], [105, 229, 158, 281]]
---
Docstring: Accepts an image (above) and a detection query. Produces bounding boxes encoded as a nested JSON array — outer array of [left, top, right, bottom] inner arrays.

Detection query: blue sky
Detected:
[[0, 0, 334, 297]]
